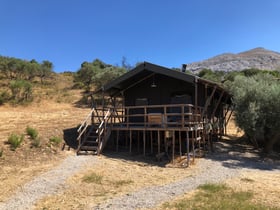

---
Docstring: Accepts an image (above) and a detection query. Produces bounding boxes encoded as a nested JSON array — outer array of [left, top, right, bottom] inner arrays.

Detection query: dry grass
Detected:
[[0, 97, 90, 202], [0, 91, 279, 209], [225, 171, 280, 208], [156, 183, 275, 210], [34, 155, 200, 209]]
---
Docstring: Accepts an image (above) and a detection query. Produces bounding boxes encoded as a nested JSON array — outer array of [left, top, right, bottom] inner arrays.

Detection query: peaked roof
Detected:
[[98, 62, 227, 97]]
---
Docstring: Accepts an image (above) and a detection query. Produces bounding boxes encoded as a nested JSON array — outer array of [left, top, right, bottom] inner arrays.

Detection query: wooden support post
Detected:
[[101, 88, 105, 121], [210, 132, 213, 152], [179, 131, 182, 156], [186, 131, 190, 166], [129, 130, 132, 154], [211, 90, 224, 119], [116, 130, 119, 152], [143, 130, 146, 156], [125, 131, 128, 149], [172, 131, 175, 163], [150, 131, 153, 154], [202, 86, 217, 117], [157, 130, 160, 156], [195, 76, 198, 122], [202, 129, 206, 151], [196, 127, 201, 157], [137, 131, 140, 153], [207, 133, 211, 152], [225, 108, 234, 127], [192, 130, 195, 163]]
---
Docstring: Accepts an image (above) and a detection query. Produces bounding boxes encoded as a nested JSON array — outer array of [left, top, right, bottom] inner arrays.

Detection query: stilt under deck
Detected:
[[76, 103, 227, 166], [110, 126, 203, 166]]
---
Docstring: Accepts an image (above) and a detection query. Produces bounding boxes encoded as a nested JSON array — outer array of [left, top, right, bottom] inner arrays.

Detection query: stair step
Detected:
[[80, 146, 98, 151], [82, 143, 98, 147], [77, 150, 97, 155], [86, 137, 98, 141]]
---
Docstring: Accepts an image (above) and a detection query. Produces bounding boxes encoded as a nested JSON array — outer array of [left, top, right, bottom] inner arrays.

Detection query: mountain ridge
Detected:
[[184, 47, 280, 72]]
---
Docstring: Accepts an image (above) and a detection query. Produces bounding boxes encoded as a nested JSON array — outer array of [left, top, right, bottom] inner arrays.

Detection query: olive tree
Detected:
[[229, 74, 280, 152]]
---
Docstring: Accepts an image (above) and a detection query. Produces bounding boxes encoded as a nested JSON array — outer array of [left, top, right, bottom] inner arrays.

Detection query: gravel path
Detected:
[[0, 142, 279, 210], [93, 157, 240, 209], [93, 142, 280, 210], [0, 155, 98, 210]]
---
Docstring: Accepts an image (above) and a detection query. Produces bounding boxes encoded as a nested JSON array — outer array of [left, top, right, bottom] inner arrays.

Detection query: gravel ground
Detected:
[[0, 142, 279, 210], [93, 142, 280, 210], [0, 155, 98, 210], [93, 158, 240, 210]]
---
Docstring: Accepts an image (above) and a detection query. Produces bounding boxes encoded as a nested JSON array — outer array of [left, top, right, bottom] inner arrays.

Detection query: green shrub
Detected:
[[26, 126, 38, 140], [229, 74, 280, 152], [7, 133, 24, 150], [112, 179, 133, 188], [31, 137, 41, 148], [0, 148, 3, 157], [49, 136, 62, 146], [0, 90, 10, 105], [82, 172, 103, 184], [9, 80, 33, 103], [198, 183, 227, 193], [162, 183, 268, 210]]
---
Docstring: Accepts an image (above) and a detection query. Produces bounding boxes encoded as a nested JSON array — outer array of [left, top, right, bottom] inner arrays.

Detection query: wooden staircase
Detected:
[[77, 108, 112, 155]]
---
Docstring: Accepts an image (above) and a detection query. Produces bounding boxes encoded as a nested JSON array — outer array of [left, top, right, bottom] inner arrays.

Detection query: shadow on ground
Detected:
[[205, 137, 280, 171], [101, 149, 172, 168], [63, 127, 78, 150], [62, 128, 280, 170]]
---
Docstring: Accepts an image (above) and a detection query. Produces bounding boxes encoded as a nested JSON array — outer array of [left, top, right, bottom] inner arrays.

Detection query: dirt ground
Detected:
[[0, 100, 90, 202], [0, 101, 279, 209]]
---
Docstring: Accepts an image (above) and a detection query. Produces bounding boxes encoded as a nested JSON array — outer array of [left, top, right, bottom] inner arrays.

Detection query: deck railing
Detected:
[[93, 104, 204, 129]]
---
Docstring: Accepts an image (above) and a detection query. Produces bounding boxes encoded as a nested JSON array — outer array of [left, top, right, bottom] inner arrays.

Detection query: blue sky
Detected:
[[1, 0, 280, 72]]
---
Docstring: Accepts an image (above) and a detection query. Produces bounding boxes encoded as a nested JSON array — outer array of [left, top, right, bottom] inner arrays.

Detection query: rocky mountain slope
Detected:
[[184, 48, 280, 72]]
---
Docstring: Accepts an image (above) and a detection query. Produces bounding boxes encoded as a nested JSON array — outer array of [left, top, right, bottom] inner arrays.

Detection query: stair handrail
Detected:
[[96, 108, 111, 134], [97, 108, 112, 154], [77, 108, 95, 142]]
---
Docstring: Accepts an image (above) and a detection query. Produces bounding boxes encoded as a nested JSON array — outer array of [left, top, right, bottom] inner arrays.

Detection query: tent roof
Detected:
[[96, 62, 228, 97]]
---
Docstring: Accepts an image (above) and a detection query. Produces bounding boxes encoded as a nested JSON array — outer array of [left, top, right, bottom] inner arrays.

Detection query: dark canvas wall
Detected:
[[124, 74, 195, 106]]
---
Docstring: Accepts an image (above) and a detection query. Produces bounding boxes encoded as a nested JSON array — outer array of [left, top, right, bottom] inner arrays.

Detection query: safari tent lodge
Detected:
[[76, 62, 232, 165]]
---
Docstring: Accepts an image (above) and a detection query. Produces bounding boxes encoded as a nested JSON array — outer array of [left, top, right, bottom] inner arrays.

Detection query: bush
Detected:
[[7, 133, 24, 150], [26, 126, 38, 140], [229, 74, 280, 152], [82, 172, 103, 184], [0, 148, 3, 157], [31, 137, 41, 148], [0, 90, 10, 105], [49, 136, 62, 146], [9, 80, 33, 103]]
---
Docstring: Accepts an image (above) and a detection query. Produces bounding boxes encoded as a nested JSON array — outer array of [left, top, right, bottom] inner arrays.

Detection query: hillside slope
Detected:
[[184, 47, 280, 72]]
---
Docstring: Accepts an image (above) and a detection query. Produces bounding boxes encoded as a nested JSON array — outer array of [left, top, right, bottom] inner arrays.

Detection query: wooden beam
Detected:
[[179, 131, 182, 156], [172, 131, 175, 164], [192, 130, 195, 163], [211, 90, 225, 119], [186, 131, 190, 166], [150, 131, 153, 154], [195, 77, 198, 121], [143, 131, 146, 156], [226, 108, 234, 126], [157, 130, 160, 156], [129, 130, 132, 154], [137, 131, 140, 153], [122, 73, 155, 93], [202, 86, 217, 118]]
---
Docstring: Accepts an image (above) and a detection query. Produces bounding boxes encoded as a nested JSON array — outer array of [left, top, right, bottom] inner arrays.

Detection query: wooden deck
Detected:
[[77, 104, 215, 166]]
